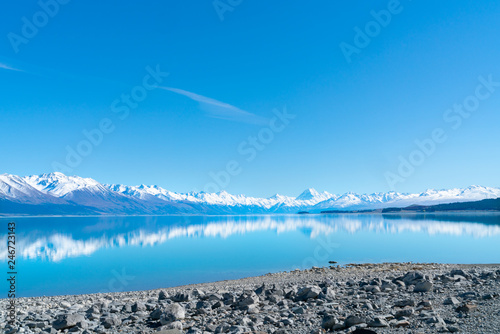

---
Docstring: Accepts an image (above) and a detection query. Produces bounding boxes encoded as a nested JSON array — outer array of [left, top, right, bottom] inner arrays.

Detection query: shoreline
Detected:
[[2, 210, 500, 218], [2, 262, 499, 333], [5, 262, 500, 300]]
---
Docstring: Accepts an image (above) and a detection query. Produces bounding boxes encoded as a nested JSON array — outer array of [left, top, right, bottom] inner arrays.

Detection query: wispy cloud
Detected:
[[161, 86, 269, 125], [0, 62, 22, 72]]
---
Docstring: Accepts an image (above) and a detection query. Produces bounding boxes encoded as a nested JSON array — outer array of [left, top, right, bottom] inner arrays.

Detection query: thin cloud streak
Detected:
[[161, 86, 269, 125], [0, 63, 22, 72]]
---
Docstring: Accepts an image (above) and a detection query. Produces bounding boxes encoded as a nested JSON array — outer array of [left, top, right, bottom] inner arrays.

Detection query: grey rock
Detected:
[[238, 295, 259, 307], [322, 315, 338, 330], [131, 302, 146, 312], [100, 314, 121, 328], [172, 292, 190, 302], [414, 280, 433, 293], [160, 303, 186, 324], [444, 297, 460, 306], [60, 301, 72, 309], [402, 271, 424, 285], [245, 304, 259, 314], [368, 317, 389, 327], [393, 299, 415, 308], [352, 329, 378, 334], [158, 290, 169, 301], [295, 286, 322, 301], [344, 315, 365, 328], [52, 313, 85, 330], [150, 307, 162, 320], [456, 303, 477, 313], [395, 307, 414, 318]]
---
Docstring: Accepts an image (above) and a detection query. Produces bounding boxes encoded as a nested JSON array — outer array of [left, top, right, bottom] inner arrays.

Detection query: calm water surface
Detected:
[[1, 213, 499, 297]]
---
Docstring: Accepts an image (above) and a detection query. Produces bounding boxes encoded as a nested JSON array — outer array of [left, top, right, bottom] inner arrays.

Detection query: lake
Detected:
[[1, 213, 500, 297]]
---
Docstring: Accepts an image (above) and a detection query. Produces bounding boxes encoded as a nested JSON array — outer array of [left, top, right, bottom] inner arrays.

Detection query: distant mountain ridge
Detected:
[[380, 197, 500, 213], [1, 172, 499, 216]]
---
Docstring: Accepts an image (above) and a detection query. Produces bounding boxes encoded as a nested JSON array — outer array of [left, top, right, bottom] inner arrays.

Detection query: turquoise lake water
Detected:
[[1, 213, 499, 297]]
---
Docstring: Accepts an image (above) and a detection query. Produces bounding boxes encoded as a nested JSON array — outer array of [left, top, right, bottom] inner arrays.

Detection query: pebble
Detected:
[[2, 263, 499, 333]]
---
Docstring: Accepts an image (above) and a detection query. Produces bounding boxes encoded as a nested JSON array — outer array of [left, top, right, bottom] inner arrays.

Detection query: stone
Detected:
[[246, 304, 260, 314], [228, 325, 251, 333], [60, 301, 72, 309], [131, 302, 146, 312], [393, 299, 415, 308], [172, 292, 190, 302], [344, 315, 365, 328], [291, 306, 306, 314], [100, 315, 121, 328], [164, 321, 183, 330], [158, 290, 169, 301], [352, 329, 378, 334], [295, 286, 322, 301], [443, 297, 460, 306], [414, 280, 433, 293], [322, 314, 338, 330], [402, 271, 424, 285], [417, 300, 432, 309], [86, 305, 100, 314], [150, 307, 162, 320], [395, 308, 414, 318], [450, 269, 469, 278], [482, 293, 496, 300], [274, 330, 288, 334], [455, 303, 477, 313], [319, 287, 335, 301], [52, 314, 85, 330], [394, 320, 410, 327], [239, 295, 259, 307], [368, 317, 389, 327], [160, 303, 186, 324]]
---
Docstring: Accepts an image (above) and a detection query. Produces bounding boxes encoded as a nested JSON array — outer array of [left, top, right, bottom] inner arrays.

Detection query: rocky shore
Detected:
[[1, 263, 499, 334]]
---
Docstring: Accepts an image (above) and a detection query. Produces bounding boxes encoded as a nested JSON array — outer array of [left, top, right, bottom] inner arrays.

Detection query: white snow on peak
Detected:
[[24, 173, 106, 197], [1, 172, 499, 214], [0, 173, 45, 201]]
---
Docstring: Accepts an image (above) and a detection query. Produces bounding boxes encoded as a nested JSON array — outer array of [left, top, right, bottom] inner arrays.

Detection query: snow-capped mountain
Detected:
[[0, 174, 64, 204], [1, 172, 499, 216]]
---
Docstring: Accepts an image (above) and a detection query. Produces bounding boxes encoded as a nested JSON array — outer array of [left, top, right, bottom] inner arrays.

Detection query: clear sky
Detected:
[[1, 0, 500, 197]]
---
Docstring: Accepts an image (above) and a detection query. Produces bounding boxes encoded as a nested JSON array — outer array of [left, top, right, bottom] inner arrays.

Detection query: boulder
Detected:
[[158, 290, 169, 301], [414, 280, 433, 293], [295, 286, 322, 301], [52, 313, 85, 330], [402, 271, 424, 285], [368, 317, 389, 327], [344, 315, 365, 328], [160, 303, 186, 324], [322, 314, 339, 330], [100, 314, 122, 328]]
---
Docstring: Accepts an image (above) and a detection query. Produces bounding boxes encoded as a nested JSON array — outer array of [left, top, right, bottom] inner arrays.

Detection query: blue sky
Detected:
[[1, 0, 500, 197]]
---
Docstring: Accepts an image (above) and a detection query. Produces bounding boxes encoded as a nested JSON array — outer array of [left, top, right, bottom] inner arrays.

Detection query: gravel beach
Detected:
[[2, 263, 499, 334]]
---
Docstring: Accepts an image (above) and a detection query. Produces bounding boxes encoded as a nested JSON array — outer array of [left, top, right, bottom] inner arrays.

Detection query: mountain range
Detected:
[[1, 172, 500, 216]]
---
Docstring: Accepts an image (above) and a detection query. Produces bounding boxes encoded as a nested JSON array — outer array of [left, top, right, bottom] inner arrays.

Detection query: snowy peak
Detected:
[[0, 174, 45, 202], [1, 172, 500, 215], [296, 188, 320, 200], [295, 188, 334, 204], [24, 172, 105, 197]]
